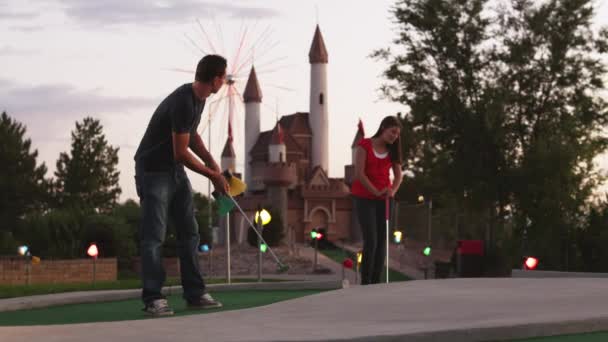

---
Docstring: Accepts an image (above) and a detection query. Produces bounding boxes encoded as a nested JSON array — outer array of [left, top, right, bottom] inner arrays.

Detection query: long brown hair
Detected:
[[371, 115, 403, 165]]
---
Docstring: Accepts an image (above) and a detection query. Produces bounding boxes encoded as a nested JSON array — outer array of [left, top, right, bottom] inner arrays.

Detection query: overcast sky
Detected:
[[2, 0, 608, 201]]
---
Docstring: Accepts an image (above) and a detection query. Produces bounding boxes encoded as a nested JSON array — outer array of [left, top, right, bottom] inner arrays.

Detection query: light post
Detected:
[[418, 196, 432, 279], [18, 245, 31, 285], [87, 243, 99, 286], [310, 229, 323, 272], [356, 251, 362, 284], [254, 207, 272, 282]]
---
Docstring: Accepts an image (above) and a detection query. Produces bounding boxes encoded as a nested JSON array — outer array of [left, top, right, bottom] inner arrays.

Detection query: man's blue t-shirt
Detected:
[[135, 83, 205, 172]]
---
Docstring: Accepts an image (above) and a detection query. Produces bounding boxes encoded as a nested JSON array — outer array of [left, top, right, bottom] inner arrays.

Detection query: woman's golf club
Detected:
[[385, 195, 390, 283]]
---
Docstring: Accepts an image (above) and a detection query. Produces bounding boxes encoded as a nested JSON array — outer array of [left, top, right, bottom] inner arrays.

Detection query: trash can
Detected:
[[456, 240, 484, 277]]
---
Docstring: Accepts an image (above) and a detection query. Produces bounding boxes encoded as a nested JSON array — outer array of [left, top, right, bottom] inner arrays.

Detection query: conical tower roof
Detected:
[[243, 66, 262, 103], [351, 119, 365, 147], [308, 25, 328, 64], [222, 123, 236, 158]]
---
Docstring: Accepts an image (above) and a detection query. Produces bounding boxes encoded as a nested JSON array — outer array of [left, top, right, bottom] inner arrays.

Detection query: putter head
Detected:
[[276, 264, 290, 274]]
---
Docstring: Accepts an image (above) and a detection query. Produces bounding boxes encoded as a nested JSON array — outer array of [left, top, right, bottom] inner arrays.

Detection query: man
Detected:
[[134, 55, 230, 316]]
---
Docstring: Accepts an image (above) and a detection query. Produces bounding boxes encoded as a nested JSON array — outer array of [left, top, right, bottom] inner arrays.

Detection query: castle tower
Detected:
[[244, 66, 262, 189], [351, 119, 365, 164], [308, 25, 329, 173], [263, 122, 296, 242], [344, 119, 364, 186], [269, 123, 286, 163], [221, 122, 236, 172]]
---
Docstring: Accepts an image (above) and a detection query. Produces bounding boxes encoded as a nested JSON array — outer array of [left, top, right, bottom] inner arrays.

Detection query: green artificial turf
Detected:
[[0, 277, 284, 299], [0, 289, 325, 326], [505, 331, 608, 342]]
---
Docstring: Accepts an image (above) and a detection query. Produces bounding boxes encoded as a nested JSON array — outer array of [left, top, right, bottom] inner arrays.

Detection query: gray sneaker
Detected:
[[143, 298, 174, 316], [187, 293, 223, 309]]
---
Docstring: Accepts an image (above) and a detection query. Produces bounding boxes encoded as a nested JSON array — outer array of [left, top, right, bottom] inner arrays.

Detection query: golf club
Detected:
[[385, 195, 390, 283], [226, 195, 290, 273]]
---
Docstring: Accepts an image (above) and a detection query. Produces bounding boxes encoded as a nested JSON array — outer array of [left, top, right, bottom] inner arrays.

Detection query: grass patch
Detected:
[[0, 289, 326, 326], [0, 277, 285, 299], [505, 331, 608, 342], [318, 247, 413, 282]]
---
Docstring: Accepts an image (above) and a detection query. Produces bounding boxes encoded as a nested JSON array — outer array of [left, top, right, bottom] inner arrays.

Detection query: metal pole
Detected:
[[427, 199, 432, 280], [226, 212, 231, 284], [92, 257, 97, 286], [25, 259, 31, 286], [313, 238, 318, 272], [257, 218, 262, 283], [207, 115, 212, 274], [428, 199, 432, 244], [386, 196, 390, 284], [210, 249, 214, 276]]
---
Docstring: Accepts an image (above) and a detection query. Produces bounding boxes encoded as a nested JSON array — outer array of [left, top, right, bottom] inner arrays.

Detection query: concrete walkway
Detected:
[[2, 278, 608, 341]]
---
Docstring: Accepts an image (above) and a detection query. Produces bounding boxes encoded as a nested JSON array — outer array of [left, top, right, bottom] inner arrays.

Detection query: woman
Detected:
[[351, 116, 403, 285]]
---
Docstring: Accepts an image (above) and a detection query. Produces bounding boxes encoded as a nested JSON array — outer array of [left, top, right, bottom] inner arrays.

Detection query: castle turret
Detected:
[[351, 119, 365, 164], [244, 66, 262, 190], [221, 123, 236, 172], [263, 122, 296, 242], [345, 120, 364, 186], [269, 123, 286, 163], [308, 25, 329, 174]]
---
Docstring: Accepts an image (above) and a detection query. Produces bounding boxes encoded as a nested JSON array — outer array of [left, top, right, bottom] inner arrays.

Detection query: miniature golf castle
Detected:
[[220, 25, 364, 244]]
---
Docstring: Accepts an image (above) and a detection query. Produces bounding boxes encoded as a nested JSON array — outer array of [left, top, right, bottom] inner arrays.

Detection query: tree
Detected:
[[82, 213, 136, 269], [0, 111, 50, 249], [375, 0, 608, 270], [578, 202, 608, 273], [112, 199, 141, 257], [373, 0, 512, 245], [21, 209, 83, 258], [54, 117, 121, 212], [498, 0, 608, 270]]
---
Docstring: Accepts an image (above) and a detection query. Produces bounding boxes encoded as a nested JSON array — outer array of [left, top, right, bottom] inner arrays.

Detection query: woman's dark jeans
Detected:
[[353, 196, 393, 285]]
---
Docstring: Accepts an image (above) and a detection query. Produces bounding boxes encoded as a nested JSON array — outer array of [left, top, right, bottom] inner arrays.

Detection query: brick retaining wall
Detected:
[[0, 258, 117, 285]]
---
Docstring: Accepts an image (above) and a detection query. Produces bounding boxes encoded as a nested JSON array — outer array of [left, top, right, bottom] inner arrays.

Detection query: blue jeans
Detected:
[[135, 164, 205, 304], [353, 196, 393, 285]]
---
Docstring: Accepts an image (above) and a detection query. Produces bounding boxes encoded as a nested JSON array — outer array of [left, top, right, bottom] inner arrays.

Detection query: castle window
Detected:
[[319, 93, 324, 105]]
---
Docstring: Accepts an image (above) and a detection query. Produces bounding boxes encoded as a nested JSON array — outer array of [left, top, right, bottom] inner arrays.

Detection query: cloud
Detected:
[[0, 45, 35, 56], [0, 78, 157, 119], [8, 25, 44, 32], [58, 0, 280, 27], [0, 2, 39, 21], [0, 10, 38, 20]]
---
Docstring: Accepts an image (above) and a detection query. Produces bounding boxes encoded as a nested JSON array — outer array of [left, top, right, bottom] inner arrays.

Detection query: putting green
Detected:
[[0, 289, 325, 326], [507, 331, 608, 341]]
